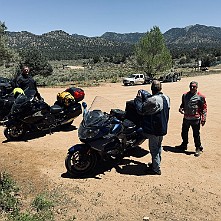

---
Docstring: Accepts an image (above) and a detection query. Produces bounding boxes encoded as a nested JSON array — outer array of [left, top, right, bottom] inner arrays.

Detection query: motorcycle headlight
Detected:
[[78, 125, 100, 139]]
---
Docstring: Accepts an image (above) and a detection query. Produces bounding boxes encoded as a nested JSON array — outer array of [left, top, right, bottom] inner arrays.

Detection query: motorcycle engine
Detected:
[[35, 114, 57, 131]]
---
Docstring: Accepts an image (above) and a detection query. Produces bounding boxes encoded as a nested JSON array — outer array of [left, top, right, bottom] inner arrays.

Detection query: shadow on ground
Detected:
[[61, 146, 150, 179], [163, 145, 195, 155], [2, 125, 77, 143]]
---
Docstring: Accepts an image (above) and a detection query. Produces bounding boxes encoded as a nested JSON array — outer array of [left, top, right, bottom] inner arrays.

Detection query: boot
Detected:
[[175, 143, 187, 151], [194, 146, 203, 157]]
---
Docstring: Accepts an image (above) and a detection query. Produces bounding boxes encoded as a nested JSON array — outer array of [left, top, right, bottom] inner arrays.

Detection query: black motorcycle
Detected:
[[0, 77, 13, 97], [0, 78, 14, 121], [0, 93, 15, 121], [2, 89, 83, 141], [65, 96, 146, 177]]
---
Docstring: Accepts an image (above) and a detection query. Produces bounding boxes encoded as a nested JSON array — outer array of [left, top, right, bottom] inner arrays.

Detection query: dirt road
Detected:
[[0, 74, 221, 220]]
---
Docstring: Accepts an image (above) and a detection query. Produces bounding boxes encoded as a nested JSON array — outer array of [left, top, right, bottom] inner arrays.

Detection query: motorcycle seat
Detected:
[[50, 104, 62, 114], [110, 109, 125, 120], [122, 119, 136, 134]]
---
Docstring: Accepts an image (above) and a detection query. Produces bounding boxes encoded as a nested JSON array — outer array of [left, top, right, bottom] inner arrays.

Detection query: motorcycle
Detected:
[[65, 96, 146, 177], [0, 93, 15, 121], [0, 77, 13, 97], [0, 78, 14, 121], [2, 88, 84, 141]]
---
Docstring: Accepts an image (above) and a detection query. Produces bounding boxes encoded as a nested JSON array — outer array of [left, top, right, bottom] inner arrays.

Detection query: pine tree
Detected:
[[135, 26, 172, 76], [0, 21, 14, 65]]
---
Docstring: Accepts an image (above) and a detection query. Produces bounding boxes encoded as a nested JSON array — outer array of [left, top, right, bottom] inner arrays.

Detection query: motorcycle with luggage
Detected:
[[65, 96, 146, 177], [2, 87, 85, 141]]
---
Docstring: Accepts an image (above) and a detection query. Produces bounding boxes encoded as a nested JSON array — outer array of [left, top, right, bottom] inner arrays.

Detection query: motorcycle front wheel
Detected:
[[4, 124, 26, 141], [65, 145, 98, 177]]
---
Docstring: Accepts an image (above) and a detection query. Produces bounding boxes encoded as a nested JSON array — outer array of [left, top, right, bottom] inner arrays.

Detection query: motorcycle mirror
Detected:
[[82, 102, 87, 109], [112, 118, 120, 124]]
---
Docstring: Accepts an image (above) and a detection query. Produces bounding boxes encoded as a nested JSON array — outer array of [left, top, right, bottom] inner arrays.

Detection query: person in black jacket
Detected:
[[134, 80, 170, 175], [14, 66, 41, 100]]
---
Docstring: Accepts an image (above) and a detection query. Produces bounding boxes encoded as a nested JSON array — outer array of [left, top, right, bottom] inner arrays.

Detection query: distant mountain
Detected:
[[101, 32, 145, 44], [164, 24, 221, 47], [6, 24, 221, 60], [101, 24, 221, 47], [6, 30, 133, 60]]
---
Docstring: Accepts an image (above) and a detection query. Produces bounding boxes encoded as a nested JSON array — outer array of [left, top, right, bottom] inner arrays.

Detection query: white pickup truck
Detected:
[[123, 74, 152, 86]]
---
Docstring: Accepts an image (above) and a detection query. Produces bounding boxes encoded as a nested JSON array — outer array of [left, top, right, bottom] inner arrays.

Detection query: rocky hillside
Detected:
[[6, 30, 133, 60], [6, 24, 221, 60], [164, 24, 221, 48]]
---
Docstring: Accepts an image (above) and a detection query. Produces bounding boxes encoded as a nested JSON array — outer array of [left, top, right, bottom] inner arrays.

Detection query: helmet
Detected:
[[13, 88, 24, 97]]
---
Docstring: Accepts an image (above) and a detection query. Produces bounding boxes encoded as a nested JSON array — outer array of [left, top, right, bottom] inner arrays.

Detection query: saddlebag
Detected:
[[65, 103, 82, 118], [124, 100, 142, 127], [65, 87, 85, 102], [57, 91, 75, 107]]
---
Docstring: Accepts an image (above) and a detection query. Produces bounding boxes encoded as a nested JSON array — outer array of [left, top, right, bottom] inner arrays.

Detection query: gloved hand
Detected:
[[38, 95, 44, 102], [137, 89, 152, 101], [201, 120, 206, 126], [179, 107, 184, 114], [36, 92, 43, 101]]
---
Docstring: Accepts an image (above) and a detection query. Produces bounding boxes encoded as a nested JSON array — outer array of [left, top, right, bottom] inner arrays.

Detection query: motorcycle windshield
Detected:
[[11, 89, 36, 114], [24, 89, 36, 100], [83, 110, 109, 127], [78, 96, 119, 139]]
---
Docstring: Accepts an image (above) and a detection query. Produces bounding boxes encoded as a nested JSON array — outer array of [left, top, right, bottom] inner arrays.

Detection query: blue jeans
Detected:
[[144, 133, 163, 172]]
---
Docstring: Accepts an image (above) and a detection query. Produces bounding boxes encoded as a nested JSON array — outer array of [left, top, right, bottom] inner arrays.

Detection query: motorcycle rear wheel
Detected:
[[65, 145, 97, 177], [4, 124, 26, 141]]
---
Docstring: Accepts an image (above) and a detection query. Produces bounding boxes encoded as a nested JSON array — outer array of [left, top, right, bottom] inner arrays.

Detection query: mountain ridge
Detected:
[[6, 24, 221, 60]]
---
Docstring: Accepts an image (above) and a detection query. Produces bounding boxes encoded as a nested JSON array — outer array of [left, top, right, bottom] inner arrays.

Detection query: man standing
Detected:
[[134, 80, 170, 175], [14, 65, 41, 100], [176, 81, 207, 157]]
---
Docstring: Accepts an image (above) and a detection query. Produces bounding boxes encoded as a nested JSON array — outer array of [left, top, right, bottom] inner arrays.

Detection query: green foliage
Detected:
[[0, 21, 17, 65], [0, 172, 19, 214], [0, 172, 56, 221], [19, 48, 53, 77], [6, 30, 133, 61], [31, 59, 137, 86], [9, 209, 54, 221], [135, 26, 172, 76], [32, 193, 53, 212], [4, 24, 221, 65], [201, 54, 216, 67], [9, 212, 42, 221]]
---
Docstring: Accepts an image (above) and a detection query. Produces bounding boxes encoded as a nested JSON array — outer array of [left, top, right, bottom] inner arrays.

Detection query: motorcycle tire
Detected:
[[4, 124, 26, 141], [65, 145, 97, 177]]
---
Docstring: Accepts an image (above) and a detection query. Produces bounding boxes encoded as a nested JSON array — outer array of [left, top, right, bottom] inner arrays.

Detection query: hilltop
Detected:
[[6, 24, 221, 60]]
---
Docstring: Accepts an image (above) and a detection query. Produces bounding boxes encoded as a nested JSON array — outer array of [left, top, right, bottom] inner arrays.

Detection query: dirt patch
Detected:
[[0, 74, 221, 220]]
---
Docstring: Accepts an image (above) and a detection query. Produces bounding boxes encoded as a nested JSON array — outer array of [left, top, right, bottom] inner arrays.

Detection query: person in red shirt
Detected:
[[176, 81, 207, 157]]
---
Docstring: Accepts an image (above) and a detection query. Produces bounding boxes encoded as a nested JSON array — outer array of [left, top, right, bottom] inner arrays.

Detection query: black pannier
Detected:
[[124, 100, 142, 127]]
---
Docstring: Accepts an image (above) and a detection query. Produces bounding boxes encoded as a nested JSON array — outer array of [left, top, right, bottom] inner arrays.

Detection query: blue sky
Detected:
[[1, 0, 220, 37]]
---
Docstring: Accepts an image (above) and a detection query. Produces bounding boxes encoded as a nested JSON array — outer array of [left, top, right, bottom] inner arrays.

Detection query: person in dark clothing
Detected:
[[176, 81, 207, 157], [14, 66, 41, 100], [134, 80, 170, 175]]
